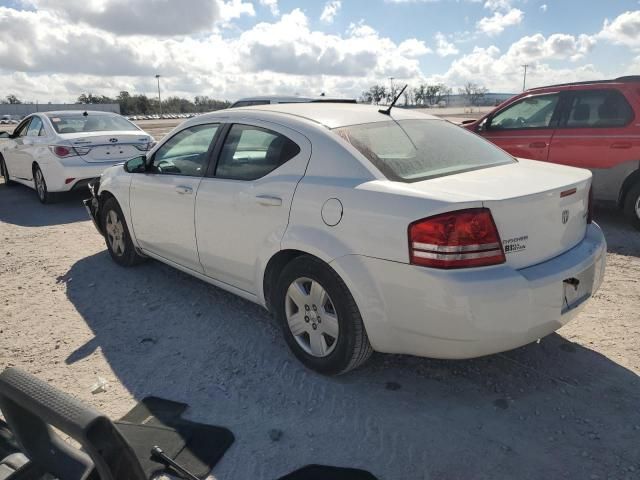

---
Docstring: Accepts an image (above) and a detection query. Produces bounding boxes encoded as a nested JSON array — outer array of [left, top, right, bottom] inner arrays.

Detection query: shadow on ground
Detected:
[[593, 203, 640, 257], [57, 249, 640, 480], [0, 181, 88, 227]]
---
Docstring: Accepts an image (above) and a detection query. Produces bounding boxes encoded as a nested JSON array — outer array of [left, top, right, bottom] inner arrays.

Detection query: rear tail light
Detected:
[[49, 145, 91, 157], [409, 208, 506, 269], [587, 186, 593, 224]]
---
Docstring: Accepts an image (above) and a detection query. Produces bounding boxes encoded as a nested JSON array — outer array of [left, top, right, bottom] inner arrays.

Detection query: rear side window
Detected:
[[565, 89, 634, 128], [335, 119, 515, 183], [215, 124, 300, 181], [48, 114, 139, 134], [489, 94, 559, 130]]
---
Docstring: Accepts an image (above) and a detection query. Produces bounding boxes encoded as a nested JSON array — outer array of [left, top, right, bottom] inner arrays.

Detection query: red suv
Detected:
[[465, 76, 640, 229]]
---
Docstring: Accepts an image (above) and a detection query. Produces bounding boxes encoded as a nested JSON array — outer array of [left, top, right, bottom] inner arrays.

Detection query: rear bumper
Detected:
[[41, 160, 121, 192], [330, 223, 607, 359]]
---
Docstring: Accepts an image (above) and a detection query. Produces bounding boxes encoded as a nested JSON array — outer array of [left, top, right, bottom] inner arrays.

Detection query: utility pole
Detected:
[[155, 74, 162, 116], [521, 64, 529, 92]]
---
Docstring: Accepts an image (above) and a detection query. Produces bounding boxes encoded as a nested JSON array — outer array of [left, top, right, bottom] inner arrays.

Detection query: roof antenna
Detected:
[[379, 84, 408, 116]]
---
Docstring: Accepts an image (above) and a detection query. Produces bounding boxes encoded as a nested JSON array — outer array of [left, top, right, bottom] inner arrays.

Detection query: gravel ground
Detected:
[[1, 172, 640, 479]]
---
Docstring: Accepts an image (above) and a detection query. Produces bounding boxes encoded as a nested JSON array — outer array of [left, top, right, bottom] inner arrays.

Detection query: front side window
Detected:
[[26, 116, 43, 137], [48, 114, 139, 134], [151, 124, 219, 176], [14, 119, 31, 137], [565, 89, 634, 128], [335, 119, 515, 183], [215, 124, 301, 181], [489, 94, 560, 130]]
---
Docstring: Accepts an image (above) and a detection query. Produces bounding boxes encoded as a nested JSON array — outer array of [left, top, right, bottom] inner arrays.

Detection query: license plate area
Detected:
[[562, 264, 595, 314]]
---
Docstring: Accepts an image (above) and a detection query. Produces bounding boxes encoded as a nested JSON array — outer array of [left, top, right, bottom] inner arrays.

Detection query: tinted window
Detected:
[[489, 94, 559, 130], [27, 116, 43, 137], [335, 119, 515, 183], [152, 124, 219, 176], [231, 100, 270, 108], [215, 124, 300, 181], [48, 114, 139, 134], [566, 90, 633, 128]]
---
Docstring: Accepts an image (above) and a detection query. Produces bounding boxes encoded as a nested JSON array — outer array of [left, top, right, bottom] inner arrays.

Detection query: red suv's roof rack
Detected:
[[527, 76, 640, 92]]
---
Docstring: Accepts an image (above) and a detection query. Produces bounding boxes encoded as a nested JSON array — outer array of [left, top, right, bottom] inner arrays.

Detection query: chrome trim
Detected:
[[412, 242, 500, 253]]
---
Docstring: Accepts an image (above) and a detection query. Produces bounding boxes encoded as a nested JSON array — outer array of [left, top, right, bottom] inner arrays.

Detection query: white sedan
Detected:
[[84, 103, 606, 374], [0, 111, 154, 203]]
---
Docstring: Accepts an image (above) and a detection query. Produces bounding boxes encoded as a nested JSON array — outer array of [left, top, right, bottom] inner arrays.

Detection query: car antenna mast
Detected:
[[379, 84, 408, 115]]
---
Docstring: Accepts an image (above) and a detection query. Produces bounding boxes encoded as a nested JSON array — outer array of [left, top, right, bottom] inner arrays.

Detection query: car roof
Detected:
[[203, 103, 439, 129], [527, 76, 640, 93], [42, 110, 120, 117]]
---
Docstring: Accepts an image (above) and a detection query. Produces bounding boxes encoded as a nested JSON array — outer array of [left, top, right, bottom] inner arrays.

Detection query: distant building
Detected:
[[0, 103, 120, 119]]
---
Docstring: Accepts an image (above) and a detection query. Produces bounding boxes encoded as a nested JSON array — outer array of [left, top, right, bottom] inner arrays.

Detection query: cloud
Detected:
[[435, 32, 459, 57], [259, 0, 280, 16], [477, 8, 523, 36], [540, 4, 548, 13], [597, 10, 640, 49], [320, 1, 341, 24]]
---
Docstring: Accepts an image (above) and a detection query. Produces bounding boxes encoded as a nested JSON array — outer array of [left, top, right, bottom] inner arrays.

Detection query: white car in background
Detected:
[[85, 103, 606, 374], [0, 111, 154, 203]]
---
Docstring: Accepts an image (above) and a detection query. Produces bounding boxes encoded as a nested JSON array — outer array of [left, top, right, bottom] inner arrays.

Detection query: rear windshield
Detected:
[[48, 114, 139, 134], [334, 119, 515, 182]]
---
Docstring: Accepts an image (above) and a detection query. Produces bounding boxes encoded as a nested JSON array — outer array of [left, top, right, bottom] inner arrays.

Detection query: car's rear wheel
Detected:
[[33, 164, 55, 204], [274, 255, 373, 375], [623, 182, 640, 230], [101, 197, 146, 267], [0, 156, 15, 186]]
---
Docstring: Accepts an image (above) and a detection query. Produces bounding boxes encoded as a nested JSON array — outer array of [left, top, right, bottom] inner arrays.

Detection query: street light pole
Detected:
[[521, 64, 529, 92], [389, 77, 395, 105], [155, 74, 162, 116]]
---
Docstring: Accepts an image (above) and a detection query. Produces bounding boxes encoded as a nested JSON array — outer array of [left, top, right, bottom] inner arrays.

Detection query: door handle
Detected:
[[611, 142, 632, 149], [175, 185, 193, 195], [255, 195, 282, 207], [529, 141, 547, 148]]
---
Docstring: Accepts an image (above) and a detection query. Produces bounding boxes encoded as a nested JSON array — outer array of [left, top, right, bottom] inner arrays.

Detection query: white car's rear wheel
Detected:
[[33, 164, 55, 204], [275, 255, 373, 375]]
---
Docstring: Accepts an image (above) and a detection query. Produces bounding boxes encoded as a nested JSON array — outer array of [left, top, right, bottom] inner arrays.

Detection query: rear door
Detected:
[[195, 122, 311, 294], [547, 87, 639, 201], [129, 123, 220, 272], [480, 92, 561, 161]]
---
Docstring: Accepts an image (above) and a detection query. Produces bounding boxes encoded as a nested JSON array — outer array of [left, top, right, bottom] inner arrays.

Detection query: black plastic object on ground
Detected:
[[116, 396, 234, 479], [279, 465, 379, 480]]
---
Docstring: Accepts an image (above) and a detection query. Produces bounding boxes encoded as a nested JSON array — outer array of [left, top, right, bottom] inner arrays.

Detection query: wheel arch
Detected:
[[262, 249, 311, 312]]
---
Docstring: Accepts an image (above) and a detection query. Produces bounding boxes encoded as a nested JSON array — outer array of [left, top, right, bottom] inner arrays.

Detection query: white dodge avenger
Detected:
[[84, 103, 606, 374], [0, 111, 154, 203]]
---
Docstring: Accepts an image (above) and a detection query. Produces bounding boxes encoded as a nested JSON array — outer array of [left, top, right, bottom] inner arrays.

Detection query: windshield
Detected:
[[48, 114, 139, 134], [335, 119, 515, 182]]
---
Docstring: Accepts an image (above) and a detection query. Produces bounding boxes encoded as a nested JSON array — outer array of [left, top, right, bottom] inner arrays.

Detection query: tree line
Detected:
[[360, 82, 489, 107], [1, 92, 230, 115]]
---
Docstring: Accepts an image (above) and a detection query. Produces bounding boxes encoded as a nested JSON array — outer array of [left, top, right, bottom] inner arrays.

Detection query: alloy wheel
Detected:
[[105, 209, 126, 256], [34, 169, 45, 201], [285, 277, 340, 357], [635, 196, 640, 220]]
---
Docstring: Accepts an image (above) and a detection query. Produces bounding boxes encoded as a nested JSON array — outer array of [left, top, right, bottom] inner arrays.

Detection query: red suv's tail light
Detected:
[[587, 186, 593, 224], [409, 208, 506, 269]]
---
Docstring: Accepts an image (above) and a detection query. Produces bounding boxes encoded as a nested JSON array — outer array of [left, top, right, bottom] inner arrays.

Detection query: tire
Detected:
[[623, 182, 640, 230], [274, 255, 373, 375], [101, 197, 146, 267], [0, 155, 15, 186], [33, 164, 56, 204]]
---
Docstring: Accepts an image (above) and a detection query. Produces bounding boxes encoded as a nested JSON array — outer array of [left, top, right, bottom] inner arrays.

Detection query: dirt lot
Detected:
[[1, 117, 639, 479]]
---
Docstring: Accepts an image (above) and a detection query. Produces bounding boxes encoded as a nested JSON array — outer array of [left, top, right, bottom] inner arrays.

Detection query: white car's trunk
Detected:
[[60, 131, 152, 163], [410, 159, 592, 269]]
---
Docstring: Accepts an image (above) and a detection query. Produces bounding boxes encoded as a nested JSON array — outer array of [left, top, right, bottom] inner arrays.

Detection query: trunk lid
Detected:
[[60, 131, 153, 163], [407, 159, 592, 269]]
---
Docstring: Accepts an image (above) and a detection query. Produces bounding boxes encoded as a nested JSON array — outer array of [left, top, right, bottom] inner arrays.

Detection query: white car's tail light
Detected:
[[409, 208, 506, 269], [49, 145, 91, 157]]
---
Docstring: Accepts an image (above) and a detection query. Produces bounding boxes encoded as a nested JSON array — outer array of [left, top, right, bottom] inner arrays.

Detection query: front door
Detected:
[[195, 122, 311, 294], [130, 123, 220, 273], [3, 117, 35, 181], [480, 92, 561, 161]]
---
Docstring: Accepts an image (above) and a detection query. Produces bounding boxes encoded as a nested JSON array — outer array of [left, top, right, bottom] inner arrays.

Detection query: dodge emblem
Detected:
[[562, 210, 569, 224], [109, 138, 118, 143]]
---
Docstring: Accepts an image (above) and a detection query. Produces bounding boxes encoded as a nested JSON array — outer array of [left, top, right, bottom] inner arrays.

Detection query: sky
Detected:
[[0, 0, 639, 103]]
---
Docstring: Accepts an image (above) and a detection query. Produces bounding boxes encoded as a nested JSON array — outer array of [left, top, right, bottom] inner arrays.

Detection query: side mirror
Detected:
[[124, 155, 147, 173], [0, 131, 9, 139]]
